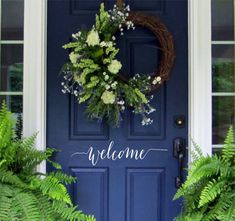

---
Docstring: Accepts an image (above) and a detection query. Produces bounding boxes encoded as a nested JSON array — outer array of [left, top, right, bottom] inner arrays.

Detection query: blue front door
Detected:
[[47, 1, 188, 220]]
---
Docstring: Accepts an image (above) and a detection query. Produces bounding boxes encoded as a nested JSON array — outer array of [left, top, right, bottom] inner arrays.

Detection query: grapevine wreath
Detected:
[[61, 3, 175, 127]]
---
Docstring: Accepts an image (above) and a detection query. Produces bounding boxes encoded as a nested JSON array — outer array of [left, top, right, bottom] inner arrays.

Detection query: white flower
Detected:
[[106, 42, 113, 47], [152, 76, 162, 85], [100, 41, 107, 47], [156, 76, 162, 82], [104, 75, 109, 81], [111, 83, 117, 89], [69, 52, 78, 64], [141, 117, 153, 126], [118, 100, 125, 105], [86, 29, 100, 46], [108, 59, 122, 74], [74, 90, 78, 96], [101, 91, 116, 104], [111, 81, 118, 89]]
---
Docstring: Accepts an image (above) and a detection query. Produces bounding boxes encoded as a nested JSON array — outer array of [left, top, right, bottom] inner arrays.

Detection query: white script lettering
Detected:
[[71, 141, 167, 166]]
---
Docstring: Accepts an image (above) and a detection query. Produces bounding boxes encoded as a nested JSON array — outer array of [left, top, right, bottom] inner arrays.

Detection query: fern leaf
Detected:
[[34, 191, 55, 221], [39, 176, 72, 205], [53, 200, 86, 221], [0, 184, 13, 221], [198, 178, 226, 207], [217, 199, 235, 221], [49, 171, 76, 184], [85, 215, 96, 221], [20, 133, 37, 150], [191, 139, 203, 160], [0, 169, 29, 189], [184, 156, 222, 188], [12, 191, 40, 221], [222, 126, 235, 163], [0, 102, 14, 149]]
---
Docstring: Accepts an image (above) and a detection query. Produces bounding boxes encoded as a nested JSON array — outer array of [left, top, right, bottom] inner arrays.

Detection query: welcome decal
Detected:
[[71, 141, 167, 166]]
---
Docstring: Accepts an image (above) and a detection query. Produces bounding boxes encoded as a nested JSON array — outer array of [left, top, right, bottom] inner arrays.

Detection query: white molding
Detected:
[[23, 0, 47, 173], [188, 0, 212, 158], [212, 92, 235, 96], [0, 40, 24, 44], [212, 41, 235, 45]]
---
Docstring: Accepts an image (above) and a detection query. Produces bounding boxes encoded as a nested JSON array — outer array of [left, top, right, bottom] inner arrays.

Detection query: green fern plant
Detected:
[[0, 102, 96, 221], [174, 126, 235, 221]]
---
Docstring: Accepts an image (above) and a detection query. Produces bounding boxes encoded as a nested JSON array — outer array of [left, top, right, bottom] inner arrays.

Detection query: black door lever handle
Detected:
[[173, 138, 186, 188]]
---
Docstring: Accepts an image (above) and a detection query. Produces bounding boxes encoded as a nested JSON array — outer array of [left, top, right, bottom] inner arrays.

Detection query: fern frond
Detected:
[[0, 169, 29, 189], [85, 215, 96, 221], [222, 126, 235, 163], [11, 191, 40, 221], [48, 159, 62, 170], [198, 178, 226, 207], [174, 127, 235, 221], [0, 184, 13, 221], [53, 200, 86, 221], [49, 171, 76, 184], [20, 133, 37, 150], [191, 139, 203, 160], [40, 176, 72, 205], [34, 191, 55, 221], [0, 102, 14, 149], [217, 198, 235, 221], [174, 212, 203, 221], [184, 155, 222, 188]]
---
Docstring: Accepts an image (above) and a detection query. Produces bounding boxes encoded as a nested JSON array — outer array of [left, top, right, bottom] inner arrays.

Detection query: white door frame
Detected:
[[23, 0, 212, 173]]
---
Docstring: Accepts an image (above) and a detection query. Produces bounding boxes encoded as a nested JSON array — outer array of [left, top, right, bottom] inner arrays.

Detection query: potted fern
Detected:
[[174, 127, 235, 221], [0, 103, 96, 221]]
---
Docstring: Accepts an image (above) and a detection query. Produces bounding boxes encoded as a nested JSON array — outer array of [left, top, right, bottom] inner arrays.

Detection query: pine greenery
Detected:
[[0, 102, 96, 221], [174, 126, 235, 221]]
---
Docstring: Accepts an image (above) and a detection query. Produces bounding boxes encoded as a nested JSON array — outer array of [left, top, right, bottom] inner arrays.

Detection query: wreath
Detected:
[[61, 3, 174, 127]]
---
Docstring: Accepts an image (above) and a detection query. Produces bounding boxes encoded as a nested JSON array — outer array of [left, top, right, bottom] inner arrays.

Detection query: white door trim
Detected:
[[23, 0, 212, 173], [23, 0, 47, 173], [188, 0, 212, 158]]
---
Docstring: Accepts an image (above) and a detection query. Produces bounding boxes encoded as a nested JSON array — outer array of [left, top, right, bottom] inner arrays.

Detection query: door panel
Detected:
[[47, 0, 188, 220], [126, 168, 165, 221]]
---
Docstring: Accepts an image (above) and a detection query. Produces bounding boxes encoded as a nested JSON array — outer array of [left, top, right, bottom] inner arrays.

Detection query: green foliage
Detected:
[[0, 103, 96, 221], [61, 3, 156, 127], [174, 126, 235, 221], [95, 3, 114, 40], [212, 61, 234, 92]]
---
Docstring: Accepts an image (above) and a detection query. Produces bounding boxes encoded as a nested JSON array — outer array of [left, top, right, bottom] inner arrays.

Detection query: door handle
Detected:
[[173, 138, 186, 188]]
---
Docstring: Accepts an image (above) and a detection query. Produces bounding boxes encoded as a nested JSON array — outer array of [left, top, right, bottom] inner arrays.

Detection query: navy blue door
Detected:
[[47, 1, 188, 220]]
